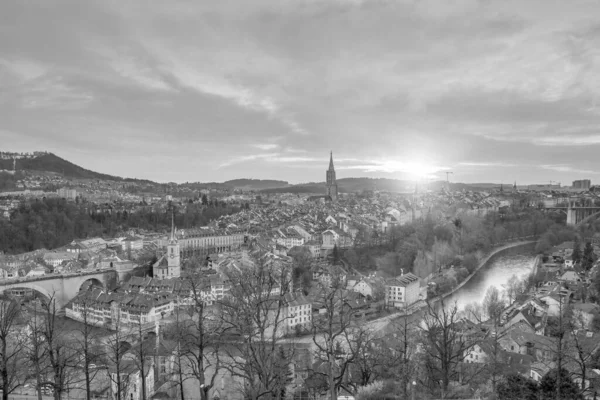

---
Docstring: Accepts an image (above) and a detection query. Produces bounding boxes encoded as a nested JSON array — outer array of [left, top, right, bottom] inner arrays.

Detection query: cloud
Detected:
[[458, 162, 521, 167], [253, 144, 279, 150], [540, 164, 598, 175]]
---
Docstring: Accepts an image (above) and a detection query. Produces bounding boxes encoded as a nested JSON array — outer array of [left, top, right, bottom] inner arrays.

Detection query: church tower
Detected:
[[166, 213, 181, 278], [325, 151, 338, 201]]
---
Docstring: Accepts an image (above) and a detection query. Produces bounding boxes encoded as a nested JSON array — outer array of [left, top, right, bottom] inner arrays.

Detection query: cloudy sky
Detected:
[[2, 0, 600, 184]]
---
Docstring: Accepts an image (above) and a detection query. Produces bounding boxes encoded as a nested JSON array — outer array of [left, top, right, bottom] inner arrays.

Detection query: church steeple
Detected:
[[325, 151, 338, 201], [169, 211, 177, 244]]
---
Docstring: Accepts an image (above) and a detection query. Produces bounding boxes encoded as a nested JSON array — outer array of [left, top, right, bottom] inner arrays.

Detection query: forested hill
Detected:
[[224, 179, 289, 190], [0, 153, 154, 183], [0, 198, 240, 254]]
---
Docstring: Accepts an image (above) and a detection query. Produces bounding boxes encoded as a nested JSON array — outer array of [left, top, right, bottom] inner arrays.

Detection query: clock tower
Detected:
[[166, 213, 181, 277]]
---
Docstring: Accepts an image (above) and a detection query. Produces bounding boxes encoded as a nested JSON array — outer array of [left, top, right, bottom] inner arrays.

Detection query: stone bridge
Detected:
[[0, 269, 118, 310]]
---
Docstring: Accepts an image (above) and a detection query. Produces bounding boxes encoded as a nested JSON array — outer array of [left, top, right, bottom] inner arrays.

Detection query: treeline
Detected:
[[0, 197, 240, 254], [345, 207, 566, 293]]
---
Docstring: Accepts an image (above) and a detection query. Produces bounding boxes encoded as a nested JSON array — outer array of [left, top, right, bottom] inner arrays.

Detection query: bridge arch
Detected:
[[0, 283, 55, 306], [77, 277, 104, 293], [577, 210, 600, 228]]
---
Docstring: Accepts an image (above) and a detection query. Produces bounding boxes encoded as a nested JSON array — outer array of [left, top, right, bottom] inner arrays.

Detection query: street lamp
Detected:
[[439, 380, 444, 400], [411, 381, 416, 400]]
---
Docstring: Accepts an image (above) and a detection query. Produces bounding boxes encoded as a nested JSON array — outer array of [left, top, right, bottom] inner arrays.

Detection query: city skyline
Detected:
[[2, 0, 600, 184]]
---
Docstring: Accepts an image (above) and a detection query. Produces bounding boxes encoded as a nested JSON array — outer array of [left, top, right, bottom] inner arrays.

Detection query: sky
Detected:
[[1, 0, 600, 185]]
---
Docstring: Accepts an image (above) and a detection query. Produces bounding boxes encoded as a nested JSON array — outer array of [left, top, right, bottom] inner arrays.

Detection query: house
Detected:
[[110, 359, 155, 400], [540, 292, 571, 316], [500, 328, 556, 362], [26, 265, 47, 277], [283, 293, 312, 333], [352, 278, 374, 297], [384, 273, 420, 308], [503, 301, 547, 334], [565, 256, 575, 269], [559, 270, 582, 283], [43, 251, 78, 267]]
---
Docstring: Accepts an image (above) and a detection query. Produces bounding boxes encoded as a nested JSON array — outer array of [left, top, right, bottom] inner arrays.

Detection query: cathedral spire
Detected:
[[329, 151, 334, 170]]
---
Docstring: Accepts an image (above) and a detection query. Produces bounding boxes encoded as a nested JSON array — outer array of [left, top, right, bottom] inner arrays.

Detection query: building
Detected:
[[153, 218, 181, 279], [57, 187, 77, 200], [110, 359, 155, 400], [573, 179, 592, 190], [325, 151, 338, 201], [169, 228, 246, 257], [283, 293, 312, 333], [123, 236, 144, 251], [384, 273, 420, 308], [43, 251, 78, 267]]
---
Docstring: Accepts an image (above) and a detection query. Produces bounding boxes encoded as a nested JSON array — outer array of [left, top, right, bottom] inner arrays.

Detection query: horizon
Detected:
[[2, 1, 600, 184]]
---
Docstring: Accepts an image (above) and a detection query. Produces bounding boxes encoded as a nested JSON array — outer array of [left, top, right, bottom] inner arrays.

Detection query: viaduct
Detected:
[[0, 269, 119, 310]]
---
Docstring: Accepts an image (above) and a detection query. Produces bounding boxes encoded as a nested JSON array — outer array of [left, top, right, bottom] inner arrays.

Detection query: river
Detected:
[[446, 251, 537, 310]]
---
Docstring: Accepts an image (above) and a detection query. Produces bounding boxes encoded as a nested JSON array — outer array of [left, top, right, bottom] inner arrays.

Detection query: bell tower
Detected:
[[167, 212, 181, 277]]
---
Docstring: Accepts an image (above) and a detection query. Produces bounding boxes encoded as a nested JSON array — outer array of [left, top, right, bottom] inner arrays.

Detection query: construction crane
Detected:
[[445, 171, 453, 191]]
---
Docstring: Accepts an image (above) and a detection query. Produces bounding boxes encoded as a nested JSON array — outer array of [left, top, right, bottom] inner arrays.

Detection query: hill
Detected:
[[260, 178, 416, 194], [224, 179, 289, 190], [0, 153, 153, 183]]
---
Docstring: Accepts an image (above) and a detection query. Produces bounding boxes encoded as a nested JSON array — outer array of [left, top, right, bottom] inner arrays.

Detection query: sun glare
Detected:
[[373, 160, 447, 181]]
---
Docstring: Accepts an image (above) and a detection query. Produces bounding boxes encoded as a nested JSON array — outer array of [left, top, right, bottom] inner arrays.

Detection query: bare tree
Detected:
[[175, 271, 224, 400], [420, 300, 479, 397], [504, 275, 523, 305], [129, 317, 153, 400], [219, 253, 294, 400], [0, 295, 27, 400], [71, 295, 104, 400], [105, 312, 133, 400], [483, 286, 506, 324], [38, 295, 80, 400], [25, 299, 47, 400], [310, 277, 366, 400]]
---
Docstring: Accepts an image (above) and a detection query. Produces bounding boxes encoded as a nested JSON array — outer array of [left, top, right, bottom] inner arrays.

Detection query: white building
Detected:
[[283, 293, 312, 332], [384, 273, 420, 308]]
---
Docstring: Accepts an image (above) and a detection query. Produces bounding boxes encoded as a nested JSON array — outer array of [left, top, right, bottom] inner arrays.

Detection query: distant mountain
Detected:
[[260, 178, 505, 194], [0, 152, 153, 183], [260, 177, 416, 194]]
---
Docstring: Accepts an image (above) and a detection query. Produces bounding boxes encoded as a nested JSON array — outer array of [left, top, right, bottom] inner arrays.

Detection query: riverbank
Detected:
[[418, 240, 537, 311]]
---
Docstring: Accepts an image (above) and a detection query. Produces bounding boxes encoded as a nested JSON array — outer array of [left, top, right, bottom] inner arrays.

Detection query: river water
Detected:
[[445, 252, 537, 311]]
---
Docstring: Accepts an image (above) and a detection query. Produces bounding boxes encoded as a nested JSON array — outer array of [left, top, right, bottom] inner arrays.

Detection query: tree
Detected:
[[25, 300, 47, 400], [483, 286, 505, 324], [504, 275, 523, 305], [572, 237, 582, 265], [174, 271, 224, 400], [420, 301, 478, 396], [582, 242, 596, 271], [38, 295, 80, 400], [310, 277, 367, 400], [105, 313, 133, 400], [332, 245, 340, 264], [539, 368, 584, 400], [386, 303, 419, 399], [219, 253, 294, 400], [0, 295, 27, 400], [71, 295, 104, 400], [496, 373, 538, 400]]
